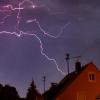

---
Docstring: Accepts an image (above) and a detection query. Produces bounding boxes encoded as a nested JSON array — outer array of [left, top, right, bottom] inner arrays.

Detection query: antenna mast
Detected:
[[43, 76, 46, 100], [65, 53, 70, 74], [43, 76, 46, 93], [65, 53, 81, 74]]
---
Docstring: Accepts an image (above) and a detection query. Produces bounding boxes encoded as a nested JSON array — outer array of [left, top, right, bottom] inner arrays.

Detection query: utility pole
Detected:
[[65, 53, 70, 74], [43, 76, 46, 100], [43, 76, 46, 93]]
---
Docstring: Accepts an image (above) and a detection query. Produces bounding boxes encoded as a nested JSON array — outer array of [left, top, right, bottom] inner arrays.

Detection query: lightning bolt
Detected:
[[0, 0, 70, 75]]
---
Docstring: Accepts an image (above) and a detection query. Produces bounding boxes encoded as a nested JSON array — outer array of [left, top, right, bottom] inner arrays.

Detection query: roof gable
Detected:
[[44, 62, 99, 99]]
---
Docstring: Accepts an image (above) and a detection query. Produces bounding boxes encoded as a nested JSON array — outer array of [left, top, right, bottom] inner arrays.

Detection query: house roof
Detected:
[[44, 62, 95, 100]]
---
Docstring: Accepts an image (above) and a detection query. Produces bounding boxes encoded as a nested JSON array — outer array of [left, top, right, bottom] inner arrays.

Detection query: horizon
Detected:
[[0, 0, 100, 97]]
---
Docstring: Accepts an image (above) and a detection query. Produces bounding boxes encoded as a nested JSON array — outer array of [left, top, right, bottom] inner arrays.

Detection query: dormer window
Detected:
[[88, 72, 96, 82]]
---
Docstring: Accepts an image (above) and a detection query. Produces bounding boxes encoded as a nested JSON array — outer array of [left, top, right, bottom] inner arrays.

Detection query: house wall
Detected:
[[55, 63, 100, 100]]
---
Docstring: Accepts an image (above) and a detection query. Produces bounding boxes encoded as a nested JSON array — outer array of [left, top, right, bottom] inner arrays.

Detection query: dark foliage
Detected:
[[0, 80, 41, 100], [0, 84, 19, 100], [26, 80, 41, 100]]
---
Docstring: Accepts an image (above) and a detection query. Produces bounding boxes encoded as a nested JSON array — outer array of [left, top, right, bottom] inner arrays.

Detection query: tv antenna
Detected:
[[65, 53, 81, 74]]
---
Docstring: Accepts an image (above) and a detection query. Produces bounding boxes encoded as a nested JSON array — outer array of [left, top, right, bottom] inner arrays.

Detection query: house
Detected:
[[44, 61, 100, 100]]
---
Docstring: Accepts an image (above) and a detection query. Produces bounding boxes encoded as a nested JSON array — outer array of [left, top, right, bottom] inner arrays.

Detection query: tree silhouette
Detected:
[[1, 84, 19, 100], [26, 80, 41, 100], [0, 83, 3, 99], [0, 81, 41, 100]]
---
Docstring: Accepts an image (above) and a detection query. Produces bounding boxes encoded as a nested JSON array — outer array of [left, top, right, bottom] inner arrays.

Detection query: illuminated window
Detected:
[[89, 72, 96, 81]]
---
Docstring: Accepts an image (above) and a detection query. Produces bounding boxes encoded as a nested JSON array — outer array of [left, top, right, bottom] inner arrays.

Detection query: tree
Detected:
[[0, 83, 3, 99], [2, 84, 19, 100], [26, 80, 41, 100]]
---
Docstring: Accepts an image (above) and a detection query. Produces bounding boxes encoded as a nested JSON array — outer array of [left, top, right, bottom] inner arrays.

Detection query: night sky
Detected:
[[0, 0, 100, 97]]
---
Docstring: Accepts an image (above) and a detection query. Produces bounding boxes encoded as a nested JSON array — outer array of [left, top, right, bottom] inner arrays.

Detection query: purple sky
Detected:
[[0, 0, 100, 97]]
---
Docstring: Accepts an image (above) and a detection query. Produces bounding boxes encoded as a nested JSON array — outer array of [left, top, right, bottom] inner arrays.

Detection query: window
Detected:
[[77, 92, 86, 100], [89, 73, 95, 80], [88, 72, 96, 82]]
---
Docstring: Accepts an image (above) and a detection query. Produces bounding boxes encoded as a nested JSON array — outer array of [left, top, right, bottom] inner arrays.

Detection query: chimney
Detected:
[[75, 61, 81, 73], [51, 83, 57, 89]]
